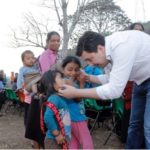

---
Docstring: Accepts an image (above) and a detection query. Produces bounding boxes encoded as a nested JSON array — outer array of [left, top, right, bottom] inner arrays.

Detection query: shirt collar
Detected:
[[46, 49, 57, 55]]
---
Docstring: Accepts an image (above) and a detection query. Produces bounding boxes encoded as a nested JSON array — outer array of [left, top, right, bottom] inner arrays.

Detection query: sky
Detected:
[[0, 0, 150, 76]]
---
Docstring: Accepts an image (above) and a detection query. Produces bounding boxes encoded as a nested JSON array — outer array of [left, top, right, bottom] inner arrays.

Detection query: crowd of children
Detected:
[[17, 49, 94, 149], [13, 30, 94, 149]]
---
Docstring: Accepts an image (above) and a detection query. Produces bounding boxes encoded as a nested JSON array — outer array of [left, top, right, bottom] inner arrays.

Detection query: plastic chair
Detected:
[[84, 98, 112, 133], [104, 97, 124, 145], [4, 88, 19, 113], [85, 98, 101, 110], [5, 88, 18, 100]]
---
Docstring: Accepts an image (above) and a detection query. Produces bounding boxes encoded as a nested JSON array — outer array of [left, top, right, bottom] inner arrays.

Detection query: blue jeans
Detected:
[[126, 78, 150, 149]]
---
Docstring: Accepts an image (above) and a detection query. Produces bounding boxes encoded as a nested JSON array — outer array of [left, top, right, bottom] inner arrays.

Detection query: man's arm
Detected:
[[88, 74, 100, 84], [96, 38, 138, 99], [59, 38, 138, 100], [59, 85, 100, 99]]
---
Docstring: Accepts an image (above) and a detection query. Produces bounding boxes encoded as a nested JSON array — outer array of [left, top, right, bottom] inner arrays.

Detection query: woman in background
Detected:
[[129, 22, 144, 31], [39, 31, 61, 74]]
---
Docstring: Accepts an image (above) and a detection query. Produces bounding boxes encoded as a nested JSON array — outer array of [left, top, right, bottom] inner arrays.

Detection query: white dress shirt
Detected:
[[96, 30, 150, 99]]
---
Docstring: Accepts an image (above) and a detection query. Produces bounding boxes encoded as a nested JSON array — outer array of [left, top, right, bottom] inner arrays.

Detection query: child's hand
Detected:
[[77, 69, 90, 88], [76, 76, 85, 88], [77, 75, 85, 83], [31, 84, 38, 93], [55, 133, 65, 145]]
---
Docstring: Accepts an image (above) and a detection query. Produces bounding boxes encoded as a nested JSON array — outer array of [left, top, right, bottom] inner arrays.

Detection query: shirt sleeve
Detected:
[[96, 39, 138, 99], [17, 68, 24, 89], [44, 106, 58, 131], [97, 74, 109, 84], [44, 96, 60, 132]]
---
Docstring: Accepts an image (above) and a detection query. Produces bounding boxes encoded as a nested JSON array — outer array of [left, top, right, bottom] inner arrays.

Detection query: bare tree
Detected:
[[10, 0, 90, 55], [10, 12, 51, 48], [70, 0, 131, 47], [41, 0, 90, 57], [10, 0, 130, 59]]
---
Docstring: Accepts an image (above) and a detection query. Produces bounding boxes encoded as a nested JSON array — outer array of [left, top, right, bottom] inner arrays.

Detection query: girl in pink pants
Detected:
[[62, 56, 93, 149]]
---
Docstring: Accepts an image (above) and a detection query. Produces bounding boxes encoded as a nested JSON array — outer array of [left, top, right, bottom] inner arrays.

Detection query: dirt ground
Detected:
[[0, 110, 125, 149]]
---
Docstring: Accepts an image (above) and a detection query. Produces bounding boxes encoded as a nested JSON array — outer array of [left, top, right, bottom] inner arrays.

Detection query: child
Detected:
[[39, 70, 71, 149], [17, 50, 39, 124], [84, 65, 103, 88], [61, 56, 93, 149], [17, 50, 40, 148]]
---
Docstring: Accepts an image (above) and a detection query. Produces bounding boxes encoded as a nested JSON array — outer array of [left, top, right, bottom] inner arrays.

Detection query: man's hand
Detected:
[[79, 69, 90, 82], [59, 84, 100, 99], [58, 84, 77, 99]]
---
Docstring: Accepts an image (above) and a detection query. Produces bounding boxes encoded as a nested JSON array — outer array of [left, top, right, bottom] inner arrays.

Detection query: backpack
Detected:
[[40, 101, 68, 149]]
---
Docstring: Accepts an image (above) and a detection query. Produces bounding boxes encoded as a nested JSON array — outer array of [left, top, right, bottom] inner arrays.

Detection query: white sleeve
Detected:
[[97, 74, 109, 84], [96, 39, 138, 99]]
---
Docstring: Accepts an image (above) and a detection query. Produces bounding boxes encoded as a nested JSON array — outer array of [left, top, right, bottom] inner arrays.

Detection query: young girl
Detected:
[[61, 56, 93, 149], [39, 70, 71, 149]]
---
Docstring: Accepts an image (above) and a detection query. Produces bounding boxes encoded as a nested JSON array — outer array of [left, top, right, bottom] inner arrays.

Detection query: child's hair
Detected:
[[62, 56, 81, 69], [21, 50, 34, 61], [38, 70, 63, 98]]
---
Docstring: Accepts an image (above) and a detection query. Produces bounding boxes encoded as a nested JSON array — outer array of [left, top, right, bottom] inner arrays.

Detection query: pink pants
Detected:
[[69, 121, 93, 149]]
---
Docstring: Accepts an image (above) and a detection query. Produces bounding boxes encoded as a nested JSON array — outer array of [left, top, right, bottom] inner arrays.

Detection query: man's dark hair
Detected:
[[76, 31, 105, 56]]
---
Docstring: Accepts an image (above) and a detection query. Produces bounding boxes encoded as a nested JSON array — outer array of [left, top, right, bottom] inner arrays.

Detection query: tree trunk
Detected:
[[61, 33, 69, 58]]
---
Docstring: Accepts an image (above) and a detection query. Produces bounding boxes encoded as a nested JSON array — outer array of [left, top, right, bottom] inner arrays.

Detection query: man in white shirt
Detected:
[[59, 30, 150, 148]]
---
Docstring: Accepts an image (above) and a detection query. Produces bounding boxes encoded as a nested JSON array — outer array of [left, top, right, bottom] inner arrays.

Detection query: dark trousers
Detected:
[[126, 79, 150, 149]]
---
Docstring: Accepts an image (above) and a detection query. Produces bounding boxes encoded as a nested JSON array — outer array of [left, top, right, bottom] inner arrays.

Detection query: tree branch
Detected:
[[54, 0, 62, 26]]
